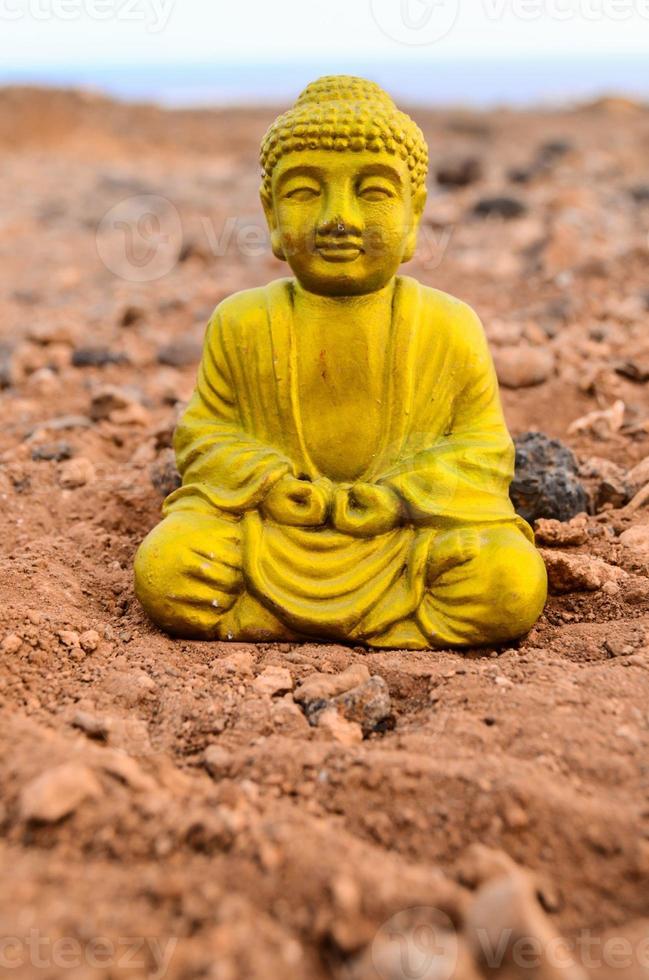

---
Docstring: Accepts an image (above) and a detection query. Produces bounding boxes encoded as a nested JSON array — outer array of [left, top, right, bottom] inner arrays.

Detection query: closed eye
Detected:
[[358, 184, 395, 201], [284, 186, 320, 201]]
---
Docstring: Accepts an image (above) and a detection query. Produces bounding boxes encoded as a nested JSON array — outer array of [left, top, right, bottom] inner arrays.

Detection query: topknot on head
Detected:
[[294, 75, 396, 109], [260, 75, 428, 195]]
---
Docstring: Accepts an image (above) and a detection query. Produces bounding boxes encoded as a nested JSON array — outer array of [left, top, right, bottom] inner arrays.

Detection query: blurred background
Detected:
[[2, 5, 649, 978], [1, 0, 648, 107]]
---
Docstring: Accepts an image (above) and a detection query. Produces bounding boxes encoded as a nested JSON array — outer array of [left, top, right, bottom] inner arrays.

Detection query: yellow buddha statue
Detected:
[[134, 76, 547, 649]]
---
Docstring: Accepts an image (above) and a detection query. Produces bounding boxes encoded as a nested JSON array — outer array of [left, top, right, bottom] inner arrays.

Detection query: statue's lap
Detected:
[[134, 495, 547, 649]]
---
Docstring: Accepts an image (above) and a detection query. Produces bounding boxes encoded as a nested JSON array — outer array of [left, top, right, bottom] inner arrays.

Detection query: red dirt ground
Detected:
[[1, 87, 648, 979]]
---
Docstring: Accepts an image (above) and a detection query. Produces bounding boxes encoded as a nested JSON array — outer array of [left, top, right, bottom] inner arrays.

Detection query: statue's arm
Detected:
[[173, 312, 293, 513], [376, 304, 516, 528]]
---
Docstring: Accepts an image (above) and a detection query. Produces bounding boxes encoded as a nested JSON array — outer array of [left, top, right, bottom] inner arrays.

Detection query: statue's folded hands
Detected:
[[332, 483, 404, 537], [261, 475, 333, 527]]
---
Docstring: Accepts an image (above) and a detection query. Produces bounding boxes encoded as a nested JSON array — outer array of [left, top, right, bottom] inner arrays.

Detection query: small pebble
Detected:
[[204, 745, 234, 779], [79, 629, 100, 653], [72, 347, 129, 368], [252, 666, 293, 697], [19, 763, 102, 823], [473, 196, 527, 220], [1, 633, 23, 655], [31, 440, 74, 462], [317, 707, 363, 746], [59, 457, 96, 488], [493, 344, 554, 389], [58, 629, 81, 648]]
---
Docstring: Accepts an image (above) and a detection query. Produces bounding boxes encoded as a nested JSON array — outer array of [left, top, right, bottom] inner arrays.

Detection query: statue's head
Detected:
[[260, 75, 428, 297]]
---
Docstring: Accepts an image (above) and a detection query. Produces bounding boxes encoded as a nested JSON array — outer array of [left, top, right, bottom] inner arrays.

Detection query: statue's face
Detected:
[[261, 149, 427, 297]]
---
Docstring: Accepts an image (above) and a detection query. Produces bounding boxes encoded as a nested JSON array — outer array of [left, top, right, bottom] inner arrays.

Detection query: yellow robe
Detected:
[[135, 276, 545, 648]]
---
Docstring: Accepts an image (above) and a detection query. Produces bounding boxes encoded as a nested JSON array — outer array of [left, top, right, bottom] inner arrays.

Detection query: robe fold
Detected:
[[164, 275, 532, 642]]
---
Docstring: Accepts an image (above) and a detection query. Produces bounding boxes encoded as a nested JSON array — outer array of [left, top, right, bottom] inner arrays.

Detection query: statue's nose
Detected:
[[318, 188, 361, 238]]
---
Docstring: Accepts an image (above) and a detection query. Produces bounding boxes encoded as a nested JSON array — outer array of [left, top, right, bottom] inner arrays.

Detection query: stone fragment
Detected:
[[119, 304, 145, 327], [89, 384, 142, 422], [26, 415, 92, 436], [539, 138, 573, 160], [316, 707, 363, 746], [79, 629, 100, 652], [204, 745, 234, 779], [294, 663, 370, 703], [511, 432, 588, 523], [299, 673, 393, 737], [72, 711, 109, 739], [330, 676, 393, 736], [31, 440, 73, 462], [436, 155, 482, 188], [604, 637, 635, 658], [108, 402, 150, 426], [72, 347, 129, 367], [627, 456, 649, 495], [619, 524, 649, 555], [19, 763, 102, 823], [271, 697, 311, 736], [579, 456, 630, 511], [465, 863, 588, 980], [150, 449, 181, 497], [540, 550, 626, 594], [493, 344, 554, 389], [102, 668, 157, 706], [59, 457, 96, 488], [1, 633, 23, 655], [157, 340, 202, 367], [99, 752, 158, 792], [252, 665, 293, 697], [568, 400, 625, 439], [0, 343, 14, 389], [473, 196, 527, 219], [27, 321, 76, 346], [534, 518, 588, 547], [58, 629, 80, 648], [614, 359, 649, 383], [630, 184, 649, 204], [212, 649, 255, 679]]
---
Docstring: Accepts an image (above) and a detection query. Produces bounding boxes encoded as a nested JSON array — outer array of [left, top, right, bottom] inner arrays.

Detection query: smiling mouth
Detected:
[[315, 240, 364, 262]]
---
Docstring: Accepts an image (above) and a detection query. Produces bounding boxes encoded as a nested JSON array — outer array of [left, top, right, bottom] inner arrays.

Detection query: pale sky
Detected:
[[1, 0, 649, 68]]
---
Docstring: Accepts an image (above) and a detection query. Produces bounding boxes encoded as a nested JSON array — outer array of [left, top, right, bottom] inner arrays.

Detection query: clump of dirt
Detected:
[[1, 88, 649, 979]]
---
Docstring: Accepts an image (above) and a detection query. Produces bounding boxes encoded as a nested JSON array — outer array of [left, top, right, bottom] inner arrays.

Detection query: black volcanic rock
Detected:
[[510, 431, 588, 523]]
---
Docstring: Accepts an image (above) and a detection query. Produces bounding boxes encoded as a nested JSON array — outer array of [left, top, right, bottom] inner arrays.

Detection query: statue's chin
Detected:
[[289, 263, 399, 298]]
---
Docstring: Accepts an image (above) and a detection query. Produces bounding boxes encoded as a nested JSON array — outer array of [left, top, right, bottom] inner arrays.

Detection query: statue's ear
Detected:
[[402, 186, 427, 263], [260, 187, 286, 261]]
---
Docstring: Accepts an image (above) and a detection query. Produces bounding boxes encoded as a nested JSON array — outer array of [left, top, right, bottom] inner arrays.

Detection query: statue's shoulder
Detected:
[[209, 279, 291, 328], [404, 278, 486, 350]]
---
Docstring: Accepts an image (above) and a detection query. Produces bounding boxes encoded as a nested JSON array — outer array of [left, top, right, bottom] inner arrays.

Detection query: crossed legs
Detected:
[[134, 501, 546, 648]]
